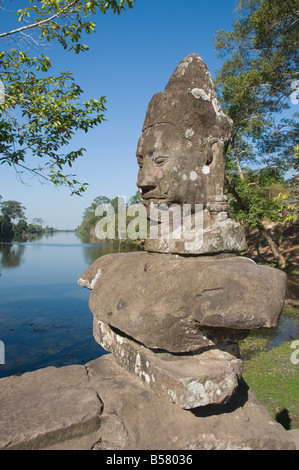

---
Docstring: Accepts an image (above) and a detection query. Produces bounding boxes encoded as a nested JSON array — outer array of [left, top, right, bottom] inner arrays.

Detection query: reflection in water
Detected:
[[0, 244, 26, 269], [287, 273, 299, 300], [81, 240, 142, 265], [0, 232, 142, 378], [266, 315, 299, 350]]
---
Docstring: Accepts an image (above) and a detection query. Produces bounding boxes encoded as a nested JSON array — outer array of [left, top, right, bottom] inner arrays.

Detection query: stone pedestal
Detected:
[[86, 355, 297, 450], [144, 210, 248, 255], [93, 319, 243, 409], [0, 355, 296, 450], [78, 251, 287, 409]]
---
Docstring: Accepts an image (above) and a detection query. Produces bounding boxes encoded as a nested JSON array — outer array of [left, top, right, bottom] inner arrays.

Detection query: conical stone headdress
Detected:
[[142, 53, 233, 157]]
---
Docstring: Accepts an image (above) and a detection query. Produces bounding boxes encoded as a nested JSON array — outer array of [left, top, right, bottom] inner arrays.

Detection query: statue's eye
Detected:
[[154, 156, 169, 165], [137, 156, 143, 168]]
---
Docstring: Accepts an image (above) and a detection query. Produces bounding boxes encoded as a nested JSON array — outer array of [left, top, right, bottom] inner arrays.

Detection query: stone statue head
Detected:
[[136, 54, 233, 214]]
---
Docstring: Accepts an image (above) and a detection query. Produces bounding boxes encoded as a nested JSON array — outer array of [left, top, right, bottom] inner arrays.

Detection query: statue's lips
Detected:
[[141, 196, 166, 206]]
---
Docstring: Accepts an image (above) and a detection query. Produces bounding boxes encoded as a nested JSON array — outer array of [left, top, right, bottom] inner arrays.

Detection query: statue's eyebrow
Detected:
[[143, 121, 180, 133]]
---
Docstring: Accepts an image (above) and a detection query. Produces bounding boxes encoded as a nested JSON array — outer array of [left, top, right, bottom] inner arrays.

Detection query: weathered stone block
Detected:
[[87, 355, 297, 450], [93, 319, 243, 409], [0, 365, 102, 450], [145, 211, 247, 255], [78, 252, 286, 353]]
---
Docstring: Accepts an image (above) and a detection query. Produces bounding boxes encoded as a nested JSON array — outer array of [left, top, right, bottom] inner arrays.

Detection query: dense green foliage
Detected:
[[215, 0, 298, 267], [0, 0, 135, 195], [1, 200, 26, 221], [0, 214, 14, 241], [215, 0, 298, 169], [0, 195, 56, 241], [77, 195, 112, 239], [76, 191, 142, 240], [226, 163, 297, 226]]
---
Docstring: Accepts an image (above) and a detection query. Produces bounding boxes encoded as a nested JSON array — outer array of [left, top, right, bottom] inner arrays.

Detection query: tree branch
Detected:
[[0, 0, 80, 39], [224, 176, 248, 212], [231, 138, 245, 180]]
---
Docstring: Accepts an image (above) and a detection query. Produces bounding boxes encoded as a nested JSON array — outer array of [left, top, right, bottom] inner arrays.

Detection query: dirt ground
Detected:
[[242, 223, 299, 269]]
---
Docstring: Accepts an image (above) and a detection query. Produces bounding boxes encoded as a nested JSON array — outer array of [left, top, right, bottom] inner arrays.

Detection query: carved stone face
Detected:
[[136, 123, 210, 210], [136, 53, 233, 218]]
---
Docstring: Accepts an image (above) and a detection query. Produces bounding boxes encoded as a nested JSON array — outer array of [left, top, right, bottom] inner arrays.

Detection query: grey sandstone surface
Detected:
[[93, 319, 243, 408], [0, 355, 297, 450], [136, 53, 247, 255], [78, 252, 287, 353], [137, 53, 232, 211], [144, 210, 248, 255], [0, 364, 102, 450]]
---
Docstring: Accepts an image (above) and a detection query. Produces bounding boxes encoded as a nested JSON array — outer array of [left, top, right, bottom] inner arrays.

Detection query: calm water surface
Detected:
[[0, 232, 298, 378], [0, 232, 140, 378]]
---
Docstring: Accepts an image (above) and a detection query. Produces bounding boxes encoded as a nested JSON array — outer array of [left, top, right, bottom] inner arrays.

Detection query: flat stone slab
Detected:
[[288, 429, 299, 450], [144, 211, 248, 255], [93, 319, 243, 408], [87, 355, 296, 450], [0, 365, 102, 450], [0, 355, 296, 450]]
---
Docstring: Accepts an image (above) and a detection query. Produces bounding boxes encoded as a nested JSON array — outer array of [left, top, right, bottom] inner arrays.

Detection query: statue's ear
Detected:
[[211, 141, 225, 161], [205, 143, 213, 165], [204, 139, 222, 166]]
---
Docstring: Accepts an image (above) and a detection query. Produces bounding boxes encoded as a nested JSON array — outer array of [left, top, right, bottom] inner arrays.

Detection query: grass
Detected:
[[241, 341, 299, 429], [239, 301, 299, 430]]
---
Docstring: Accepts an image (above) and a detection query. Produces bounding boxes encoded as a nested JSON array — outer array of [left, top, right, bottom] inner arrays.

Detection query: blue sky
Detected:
[[0, 0, 239, 229]]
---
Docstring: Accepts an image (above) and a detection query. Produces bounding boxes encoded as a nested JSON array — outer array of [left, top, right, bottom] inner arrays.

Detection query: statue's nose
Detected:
[[137, 158, 156, 189]]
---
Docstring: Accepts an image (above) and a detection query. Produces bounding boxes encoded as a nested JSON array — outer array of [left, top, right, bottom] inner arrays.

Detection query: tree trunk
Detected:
[[224, 177, 247, 211], [231, 140, 245, 180], [257, 224, 286, 269], [224, 177, 287, 269]]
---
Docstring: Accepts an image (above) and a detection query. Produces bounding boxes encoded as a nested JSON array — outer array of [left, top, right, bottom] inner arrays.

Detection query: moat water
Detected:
[[0, 232, 298, 378], [0, 232, 141, 378]]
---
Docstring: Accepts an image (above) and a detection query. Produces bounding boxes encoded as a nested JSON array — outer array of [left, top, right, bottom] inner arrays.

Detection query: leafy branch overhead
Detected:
[[0, 0, 134, 53], [0, 0, 135, 195]]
